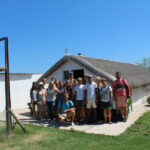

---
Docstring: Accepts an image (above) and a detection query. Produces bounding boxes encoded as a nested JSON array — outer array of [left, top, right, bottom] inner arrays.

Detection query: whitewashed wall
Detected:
[[0, 74, 42, 112], [47, 60, 97, 82]]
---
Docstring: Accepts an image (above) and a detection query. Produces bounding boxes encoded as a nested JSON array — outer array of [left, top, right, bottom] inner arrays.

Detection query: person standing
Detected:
[[85, 75, 97, 123], [113, 72, 130, 122], [46, 81, 60, 120], [95, 76, 103, 121], [74, 78, 86, 123], [30, 82, 38, 119], [37, 82, 47, 120], [100, 78, 113, 124]]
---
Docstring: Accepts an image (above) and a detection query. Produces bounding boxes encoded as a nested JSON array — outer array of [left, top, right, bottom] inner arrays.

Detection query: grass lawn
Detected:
[[0, 111, 150, 150]]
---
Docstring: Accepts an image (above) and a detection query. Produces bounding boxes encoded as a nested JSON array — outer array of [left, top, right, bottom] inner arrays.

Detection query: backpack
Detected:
[[122, 79, 133, 98], [60, 99, 72, 109]]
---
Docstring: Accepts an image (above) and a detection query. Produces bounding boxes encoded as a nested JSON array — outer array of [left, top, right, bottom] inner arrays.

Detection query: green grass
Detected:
[[0, 121, 6, 136], [1, 111, 150, 150]]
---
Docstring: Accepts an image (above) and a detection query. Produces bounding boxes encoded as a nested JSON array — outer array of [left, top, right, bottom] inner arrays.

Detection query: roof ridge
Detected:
[[70, 54, 137, 66]]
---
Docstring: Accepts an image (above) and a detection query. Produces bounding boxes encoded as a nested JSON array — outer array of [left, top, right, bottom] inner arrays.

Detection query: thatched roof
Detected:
[[37, 55, 150, 88]]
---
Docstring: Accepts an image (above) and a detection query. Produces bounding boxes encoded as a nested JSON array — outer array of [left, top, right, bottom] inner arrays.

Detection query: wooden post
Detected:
[[10, 109, 26, 133]]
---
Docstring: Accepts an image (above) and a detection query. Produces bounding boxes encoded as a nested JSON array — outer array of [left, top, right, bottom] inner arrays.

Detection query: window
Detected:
[[63, 71, 69, 80]]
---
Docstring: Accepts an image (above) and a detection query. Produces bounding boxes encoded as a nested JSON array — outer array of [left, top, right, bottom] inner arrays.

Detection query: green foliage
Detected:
[[136, 57, 150, 70], [1, 111, 150, 150]]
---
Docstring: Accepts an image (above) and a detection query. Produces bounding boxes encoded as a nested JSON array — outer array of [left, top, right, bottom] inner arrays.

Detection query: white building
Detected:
[[37, 54, 150, 105], [0, 73, 42, 112]]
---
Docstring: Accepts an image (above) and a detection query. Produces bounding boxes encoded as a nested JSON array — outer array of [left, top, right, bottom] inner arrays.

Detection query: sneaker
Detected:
[[71, 122, 75, 126], [123, 118, 127, 122]]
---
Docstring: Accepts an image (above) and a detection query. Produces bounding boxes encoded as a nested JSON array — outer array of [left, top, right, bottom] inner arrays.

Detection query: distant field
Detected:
[[0, 111, 150, 150]]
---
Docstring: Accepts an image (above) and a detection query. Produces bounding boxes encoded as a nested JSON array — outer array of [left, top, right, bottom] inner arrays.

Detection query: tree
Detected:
[[136, 57, 150, 70]]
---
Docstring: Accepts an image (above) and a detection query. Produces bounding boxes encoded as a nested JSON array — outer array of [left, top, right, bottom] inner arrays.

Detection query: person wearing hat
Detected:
[[84, 75, 97, 123], [84, 73, 89, 84], [37, 82, 47, 120]]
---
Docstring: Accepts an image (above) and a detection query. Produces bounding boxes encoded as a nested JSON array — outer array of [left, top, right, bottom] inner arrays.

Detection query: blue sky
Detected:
[[0, 0, 150, 73]]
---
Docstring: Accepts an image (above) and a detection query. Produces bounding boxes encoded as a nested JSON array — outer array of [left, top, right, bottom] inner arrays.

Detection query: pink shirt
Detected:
[[113, 78, 128, 96]]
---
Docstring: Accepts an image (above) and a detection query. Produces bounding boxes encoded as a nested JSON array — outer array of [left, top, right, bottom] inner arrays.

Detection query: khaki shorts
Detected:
[[61, 111, 72, 120], [87, 99, 97, 109]]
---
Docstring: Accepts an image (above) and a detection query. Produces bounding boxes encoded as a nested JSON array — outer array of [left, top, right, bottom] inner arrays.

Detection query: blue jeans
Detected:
[[46, 101, 56, 120]]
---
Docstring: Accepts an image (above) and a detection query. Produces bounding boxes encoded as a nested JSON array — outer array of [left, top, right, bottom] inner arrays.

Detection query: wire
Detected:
[[10, 46, 58, 60]]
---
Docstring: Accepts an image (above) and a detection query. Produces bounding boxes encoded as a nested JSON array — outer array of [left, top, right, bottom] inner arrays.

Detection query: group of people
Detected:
[[30, 71, 131, 126]]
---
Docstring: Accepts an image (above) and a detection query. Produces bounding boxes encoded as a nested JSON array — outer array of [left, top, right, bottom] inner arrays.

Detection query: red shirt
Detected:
[[113, 78, 128, 96]]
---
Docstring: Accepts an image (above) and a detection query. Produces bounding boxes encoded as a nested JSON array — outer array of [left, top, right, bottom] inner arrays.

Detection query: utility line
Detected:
[[0, 43, 58, 60]]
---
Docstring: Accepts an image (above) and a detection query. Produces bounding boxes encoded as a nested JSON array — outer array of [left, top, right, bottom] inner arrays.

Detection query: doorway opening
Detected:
[[72, 69, 84, 80]]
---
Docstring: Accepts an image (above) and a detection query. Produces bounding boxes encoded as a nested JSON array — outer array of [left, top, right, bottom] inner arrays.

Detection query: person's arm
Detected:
[[45, 90, 47, 98], [63, 101, 75, 113], [124, 79, 131, 97], [84, 89, 87, 104], [74, 91, 77, 106], [30, 89, 33, 104], [110, 91, 113, 105], [57, 108, 61, 115], [57, 101, 61, 115], [112, 82, 116, 100], [95, 88, 98, 104], [56, 88, 60, 94]]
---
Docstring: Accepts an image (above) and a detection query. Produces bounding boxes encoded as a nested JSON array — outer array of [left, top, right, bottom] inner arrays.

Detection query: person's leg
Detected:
[[119, 107, 124, 119], [93, 108, 97, 123], [108, 109, 112, 124], [41, 111, 44, 119], [92, 100, 97, 123], [87, 100, 92, 122], [46, 101, 50, 119], [70, 110, 76, 122], [81, 108, 85, 121], [49, 102, 53, 119], [32, 104, 36, 119], [123, 96, 128, 119], [78, 108, 82, 120], [103, 109, 107, 123], [58, 114, 65, 123], [36, 110, 40, 120], [51, 101, 56, 120], [87, 109, 91, 122], [125, 106, 128, 118]]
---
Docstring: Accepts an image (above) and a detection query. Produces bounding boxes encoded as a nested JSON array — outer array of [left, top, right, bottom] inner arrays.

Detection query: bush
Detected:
[[147, 96, 150, 104]]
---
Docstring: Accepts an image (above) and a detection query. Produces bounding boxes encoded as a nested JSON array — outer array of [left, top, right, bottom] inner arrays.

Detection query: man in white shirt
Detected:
[[85, 75, 97, 123], [74, 78, 86, 123], [43, 78, 49, 90]]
